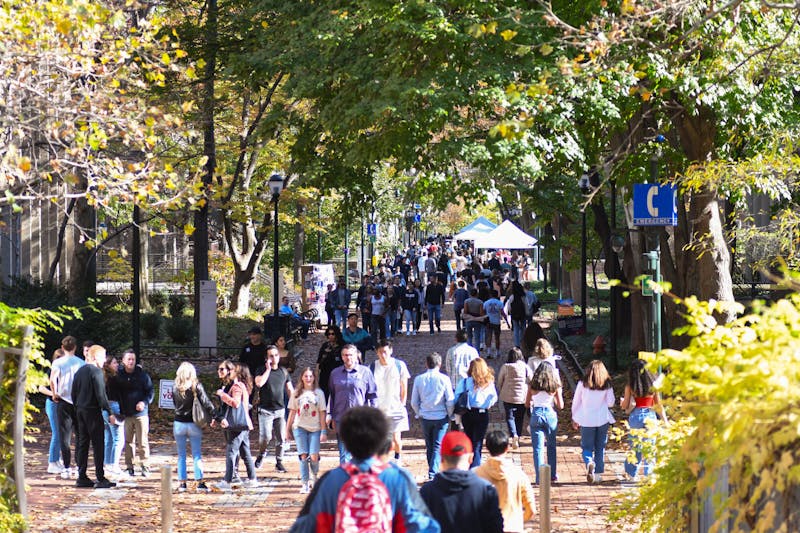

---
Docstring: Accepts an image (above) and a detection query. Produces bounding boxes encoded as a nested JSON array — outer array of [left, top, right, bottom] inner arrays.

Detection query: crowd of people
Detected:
[[38, 241, 667, 531]]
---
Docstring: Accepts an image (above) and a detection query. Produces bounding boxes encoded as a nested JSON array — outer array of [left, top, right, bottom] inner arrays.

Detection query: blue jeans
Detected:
[[503, 402, 526, 439], [580, 424, 609, 474], [403, 309, 415, 333], [336, 433, 351, 464], [512, 319, 526, 348], [420, 417, 449, 478], [174, 421, 204, 481], [293, 427, 322, 456], [427, 304, 442, 332], [530, 406, 558, 484], [103, 410, 121, 466], [335, 309, 348, 330], [465, 321, 484, 348], [625, 407, 657, 477], [225, 429, 256, 482], [386, 312, 394, 338], [45, 398, 60, 463]]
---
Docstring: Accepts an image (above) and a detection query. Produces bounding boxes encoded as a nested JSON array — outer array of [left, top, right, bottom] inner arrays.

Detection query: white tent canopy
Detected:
[[473, 220, 537, 249], [453, 216, 497, 241]]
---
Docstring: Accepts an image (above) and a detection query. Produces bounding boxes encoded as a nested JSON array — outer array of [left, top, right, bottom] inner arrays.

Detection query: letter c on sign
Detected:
[[646, 186, 659, 217]]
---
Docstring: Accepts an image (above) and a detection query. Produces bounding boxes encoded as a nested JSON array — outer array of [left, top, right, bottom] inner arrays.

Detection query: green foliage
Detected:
[[611, 288, 800, 531], [0, 301, 79, 530], [149, 290, 168, 313], [140, 312, 163, 340], [165, 316, 194, 344], [167, 295, 187, 318]]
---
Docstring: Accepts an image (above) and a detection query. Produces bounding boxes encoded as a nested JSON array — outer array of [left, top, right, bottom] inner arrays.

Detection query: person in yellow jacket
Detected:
[[474, 430, 536, 533]]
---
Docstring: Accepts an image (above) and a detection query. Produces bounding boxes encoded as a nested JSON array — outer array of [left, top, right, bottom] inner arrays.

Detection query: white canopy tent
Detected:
[[473, 220, 537, 249], [453, 216, 497, 241]]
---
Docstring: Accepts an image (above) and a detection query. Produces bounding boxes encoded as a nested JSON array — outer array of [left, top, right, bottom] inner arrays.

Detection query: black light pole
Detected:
[[269, 173, 285, 317], [317, 197, 322, 263], [610, 234, 625, 370], [132, 204, 141, 361], [579, 174, 590, 334]]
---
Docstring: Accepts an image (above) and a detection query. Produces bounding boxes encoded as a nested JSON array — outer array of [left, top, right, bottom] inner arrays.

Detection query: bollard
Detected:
[[539, 464, 551, 533], [161, 464, 173, 533]]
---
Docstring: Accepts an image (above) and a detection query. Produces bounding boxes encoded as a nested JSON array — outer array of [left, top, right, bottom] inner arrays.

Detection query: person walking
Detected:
[[620, 359, 668, 480], [102, 356, 124, 476], [286, 367, 327, 493], [39, 348, 66, 474], [419, 430, 504, 533], [50, 336, 85, 479], [482, 289, 507, 359], [332, 279, 352, 330], [71, 345, 116, 489], [239, 326, 268, 380], [370, 340, 411, 465], [571, 360, 615, 483], [401, 283, 419, 336], [411, 352, 454, 480], [369, 288, 388, 345], [462, 288, 486, 350], [425, 275, 446, 334], [452, 280, 469, 332], [455, 358, 498, 468], [327, 344, 378, 463], [253, 345, 293, 473], [474, 430, 536, 533], [316, 325, 344, 402], [504, 281, 528, 349], [444, 329, 479, 391], [526, 361, 563, 484], [496, 348, 533, 450], [212, 360, 258, 490], [171, 362, 216, 492]]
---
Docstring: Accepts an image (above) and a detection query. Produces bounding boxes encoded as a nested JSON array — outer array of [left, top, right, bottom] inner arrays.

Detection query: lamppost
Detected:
[[317, 196, 323, 264], [268, 173, 285, 317], [579, 173, 591, 334]]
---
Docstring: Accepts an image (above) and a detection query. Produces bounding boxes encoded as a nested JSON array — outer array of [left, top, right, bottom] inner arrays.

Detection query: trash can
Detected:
[[263, 315, 291, 343]]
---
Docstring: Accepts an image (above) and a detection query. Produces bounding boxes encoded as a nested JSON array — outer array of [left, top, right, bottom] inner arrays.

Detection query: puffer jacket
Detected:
[[496, 361, 533, 404], [474, 456, 536, 533]]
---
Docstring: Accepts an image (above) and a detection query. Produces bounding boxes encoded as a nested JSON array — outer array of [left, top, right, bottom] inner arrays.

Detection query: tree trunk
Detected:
[[293, 203, 306, 284], [67, 185, 96, 304], [230, 265, 257, 316], [193, 0, 217, 323]]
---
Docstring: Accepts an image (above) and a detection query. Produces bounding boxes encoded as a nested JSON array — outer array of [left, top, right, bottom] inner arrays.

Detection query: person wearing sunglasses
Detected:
[[316, 325, 344, 402]]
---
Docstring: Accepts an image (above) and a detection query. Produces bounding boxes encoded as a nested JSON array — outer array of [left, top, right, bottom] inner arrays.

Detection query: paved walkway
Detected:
[[24, 303, 635, 532]]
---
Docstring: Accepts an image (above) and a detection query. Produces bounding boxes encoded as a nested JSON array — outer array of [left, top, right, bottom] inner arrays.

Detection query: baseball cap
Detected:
[[248, 326, 263, 335], [440, 431, 473, 456]]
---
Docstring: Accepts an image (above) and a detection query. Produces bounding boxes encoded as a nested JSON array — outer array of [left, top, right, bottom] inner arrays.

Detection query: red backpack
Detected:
[[334, 462, 393, 533]]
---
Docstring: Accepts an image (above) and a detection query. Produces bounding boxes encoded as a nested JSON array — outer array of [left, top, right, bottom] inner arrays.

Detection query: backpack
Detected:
[[334, 462, 393, 533], [510, 295, 527, 321]]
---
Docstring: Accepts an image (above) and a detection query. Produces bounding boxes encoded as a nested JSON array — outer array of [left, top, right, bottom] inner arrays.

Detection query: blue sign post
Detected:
[[366, 223, 377, 236], [413, 213, 421, 223], [633, 183, 677, 355]]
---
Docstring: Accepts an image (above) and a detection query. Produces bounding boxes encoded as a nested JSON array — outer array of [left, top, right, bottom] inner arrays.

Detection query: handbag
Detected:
[[192, 385, 211, 429], [453, 386, 470, 416], [223, 384, 251, 431]]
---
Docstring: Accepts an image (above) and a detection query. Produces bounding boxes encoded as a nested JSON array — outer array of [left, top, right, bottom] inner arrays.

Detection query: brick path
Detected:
[[24, 303, 635, 532]]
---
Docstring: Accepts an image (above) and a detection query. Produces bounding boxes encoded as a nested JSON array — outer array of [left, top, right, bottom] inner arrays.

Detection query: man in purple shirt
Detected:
[[327, 344, 377, 463]]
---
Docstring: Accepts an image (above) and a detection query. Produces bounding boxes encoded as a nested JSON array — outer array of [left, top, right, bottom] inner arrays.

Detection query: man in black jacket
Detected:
[[240, 326, 268, 378], [112, 349, 154, 478], [424, 276, 446, 335], [71, 345, 116, 489], [419, 431, 503, 533]]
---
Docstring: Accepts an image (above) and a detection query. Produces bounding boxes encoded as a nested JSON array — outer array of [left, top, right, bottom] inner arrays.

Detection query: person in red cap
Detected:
[[419, 431, 503, 533]]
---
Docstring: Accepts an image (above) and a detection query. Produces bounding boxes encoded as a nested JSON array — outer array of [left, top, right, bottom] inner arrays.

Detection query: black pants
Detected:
[[57, 401, 77, 468], [76, 407, 105, 481]]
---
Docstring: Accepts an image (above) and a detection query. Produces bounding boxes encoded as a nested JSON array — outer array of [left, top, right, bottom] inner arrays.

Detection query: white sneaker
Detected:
[[586, 461, 595, 484], [406, 331, 410, 336], [48, 462, 65, 474], [412, 330, 417, 335], [213, 480, 231, 491], [511, 437, 519, 450], [243, 478, 260, 488], [60, 466, 78, 479], [594, 473, 602, 483], [299, 482, 310, 494]]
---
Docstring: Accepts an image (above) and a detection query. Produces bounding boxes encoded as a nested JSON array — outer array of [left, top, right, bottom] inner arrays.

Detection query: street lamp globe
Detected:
[[268, 173, 284, 197], [579, 173, 591, 194], [611, 234, 625, 254]]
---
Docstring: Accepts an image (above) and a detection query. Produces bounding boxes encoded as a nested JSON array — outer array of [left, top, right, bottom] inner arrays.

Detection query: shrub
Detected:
[[165, 315, 194, 344], [140, 312, 163, 340], [149, 290, 168, 312], [168, 294, 187, 318]]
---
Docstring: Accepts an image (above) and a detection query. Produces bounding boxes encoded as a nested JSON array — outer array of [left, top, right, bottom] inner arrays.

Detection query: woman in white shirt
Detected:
[[526, 361, 563, 484], [286, 367, 327, 493], [571, 360, 615, 483]]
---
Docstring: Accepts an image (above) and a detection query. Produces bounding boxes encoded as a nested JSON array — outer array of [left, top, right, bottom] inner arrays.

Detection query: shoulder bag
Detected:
[[192, 384, 211, 429], [223, 384, 250, 431]]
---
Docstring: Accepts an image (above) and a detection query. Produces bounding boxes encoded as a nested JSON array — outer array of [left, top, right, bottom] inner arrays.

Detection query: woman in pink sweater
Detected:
[[571, 360, 615, 483]]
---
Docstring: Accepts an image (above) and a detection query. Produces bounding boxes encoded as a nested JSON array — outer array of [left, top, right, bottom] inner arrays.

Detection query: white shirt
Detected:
[[371, 358, 410, 418], [571, 382, 615, 427], [445, 342, 480, 390], [51, 355, 86, 404]]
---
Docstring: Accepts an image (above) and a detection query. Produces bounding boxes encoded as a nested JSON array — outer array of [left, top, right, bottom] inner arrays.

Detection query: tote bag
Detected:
[[192, 386, 211, 429]]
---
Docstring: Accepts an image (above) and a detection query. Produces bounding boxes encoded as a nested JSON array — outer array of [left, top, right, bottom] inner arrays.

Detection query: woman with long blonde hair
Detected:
[[454, 357, 498, 467], [285, 367, 327, 493], [171, 362, 216, 492]]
